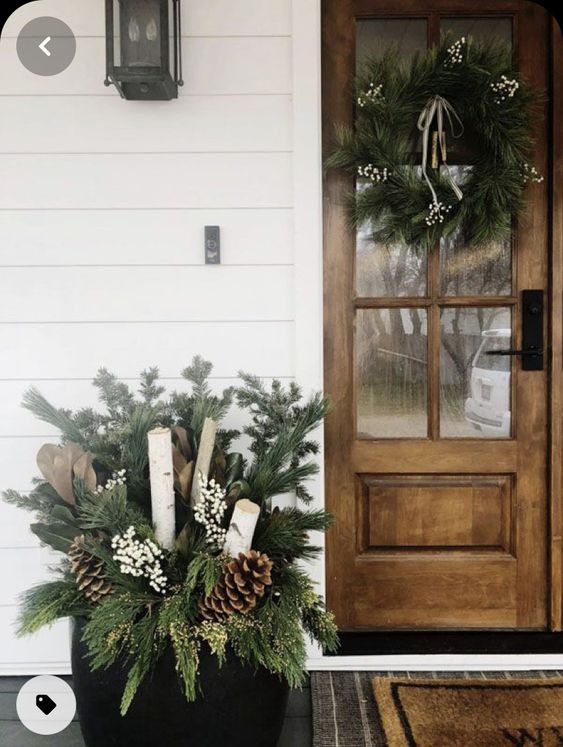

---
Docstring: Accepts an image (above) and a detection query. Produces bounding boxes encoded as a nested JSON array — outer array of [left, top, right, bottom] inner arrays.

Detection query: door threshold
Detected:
[[333, 631, 563, 656]]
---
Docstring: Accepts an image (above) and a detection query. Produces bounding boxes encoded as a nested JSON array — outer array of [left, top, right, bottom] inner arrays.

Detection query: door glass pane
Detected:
[[357, 308, 428, 438], [355, 23, 427, 297], [440, 307, 512, 438], [441, 17, 512, 46], [357, 234, 426, 297], [441, 234, 512, 296], [356, 19, 427, 69]]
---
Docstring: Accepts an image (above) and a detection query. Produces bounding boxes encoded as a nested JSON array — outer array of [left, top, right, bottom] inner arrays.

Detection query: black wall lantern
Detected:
[[105, 0, 183, 100]]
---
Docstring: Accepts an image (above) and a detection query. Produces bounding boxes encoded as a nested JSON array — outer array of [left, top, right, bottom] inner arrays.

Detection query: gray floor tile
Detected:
[[0, 721, 84, 747]]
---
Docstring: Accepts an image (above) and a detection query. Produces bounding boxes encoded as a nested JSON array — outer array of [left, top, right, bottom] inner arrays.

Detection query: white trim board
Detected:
[[307, 655, 563, 670], [5, 656, 563, 676], [0, 663, 72, 676]]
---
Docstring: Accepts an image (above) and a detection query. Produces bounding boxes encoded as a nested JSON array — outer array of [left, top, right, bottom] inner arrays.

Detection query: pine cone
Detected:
[[68, 535, 113, 604], [198, 550, 273, 621]]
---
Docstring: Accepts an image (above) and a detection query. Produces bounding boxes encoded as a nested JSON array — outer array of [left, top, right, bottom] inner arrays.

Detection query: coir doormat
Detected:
[[373, 676, 563, 747]]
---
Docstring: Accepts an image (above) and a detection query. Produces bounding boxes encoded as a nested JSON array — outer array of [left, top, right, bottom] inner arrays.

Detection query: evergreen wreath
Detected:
[[327, 35, 543, 251]]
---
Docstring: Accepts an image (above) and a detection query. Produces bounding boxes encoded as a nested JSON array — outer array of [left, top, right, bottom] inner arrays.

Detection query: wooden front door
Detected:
[[323, 1, 552, 630]]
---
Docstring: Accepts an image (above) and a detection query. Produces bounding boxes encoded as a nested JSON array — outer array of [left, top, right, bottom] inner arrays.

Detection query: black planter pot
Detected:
[[71, 618, 290, 747]]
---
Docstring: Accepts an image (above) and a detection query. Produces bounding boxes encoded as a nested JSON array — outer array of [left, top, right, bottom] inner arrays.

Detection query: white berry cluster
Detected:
[[490, 75, 519, 103], [194, 474, 227, 548], [96, 469, 127, 494], [357, 164, 390, 183], [522, 162, 544, 183], [444, 37, 466, 66], [357, 82, 383, 108], [111, 525, 167, 593], [425, 201, 452, 226]]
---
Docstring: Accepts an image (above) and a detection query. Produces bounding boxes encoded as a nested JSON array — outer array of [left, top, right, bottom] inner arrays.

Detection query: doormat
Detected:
[[311, 672, 563, 747], [373, 676, 563, 747]]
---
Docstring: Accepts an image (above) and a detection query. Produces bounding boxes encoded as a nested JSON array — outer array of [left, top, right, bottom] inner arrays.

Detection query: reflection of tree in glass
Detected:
[[356, 235, 426, 297], [356, 308, 428, 438]]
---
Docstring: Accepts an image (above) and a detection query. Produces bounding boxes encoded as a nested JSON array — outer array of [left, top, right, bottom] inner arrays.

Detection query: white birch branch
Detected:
[[223, 499, 260, 557], [148, 427, 176, 551], [191, 417, 217, 506]]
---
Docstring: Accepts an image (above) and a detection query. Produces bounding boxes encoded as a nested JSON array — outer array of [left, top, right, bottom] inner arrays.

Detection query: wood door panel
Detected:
[[350, 557, 517, 629], [360, 475, 513, 553], [323, 0, 552, 631], [352, 440, 517, 473]]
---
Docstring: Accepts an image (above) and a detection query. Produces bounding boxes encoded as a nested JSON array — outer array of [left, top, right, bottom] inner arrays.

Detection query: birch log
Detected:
[[223, 499, 260, 557], [148, 427, 176, 551], [191, 417, 217, 506]]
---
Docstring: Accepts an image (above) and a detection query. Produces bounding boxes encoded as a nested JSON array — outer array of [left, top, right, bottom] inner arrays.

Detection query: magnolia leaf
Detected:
[[172, 425, 192, 461], [226, 479, 251, 505], [176, 462, 194, 502], [225, 453, 244, 487], [73, 452, 97, 492], [175, 523, 191, 556], [172, 444, 188, 474], [49, 505, 79, 527], [37, 443, 80, 505], [30, 522, 80, 553]]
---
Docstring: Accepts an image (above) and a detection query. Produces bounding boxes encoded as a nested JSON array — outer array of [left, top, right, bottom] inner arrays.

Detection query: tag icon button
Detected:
[[36, 694, 57, 716]]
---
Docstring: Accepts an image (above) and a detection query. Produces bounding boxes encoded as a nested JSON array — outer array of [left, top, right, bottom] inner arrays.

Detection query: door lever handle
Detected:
[[486, 347, 543, 357]]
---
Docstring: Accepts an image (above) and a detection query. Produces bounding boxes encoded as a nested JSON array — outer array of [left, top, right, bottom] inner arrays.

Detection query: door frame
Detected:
[[289, 0, 563, 668], [314, 0, 563, 656]]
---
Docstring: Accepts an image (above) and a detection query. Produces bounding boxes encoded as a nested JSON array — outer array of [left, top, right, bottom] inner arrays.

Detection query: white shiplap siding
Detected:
[[0, 0, 295, 672]]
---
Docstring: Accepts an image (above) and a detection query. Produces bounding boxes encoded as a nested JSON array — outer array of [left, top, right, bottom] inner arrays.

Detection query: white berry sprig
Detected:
[[357, 164, 390, 183], [96, 469, 127, 494], [357, 82, 383, 108], [444, 37, 466, 66], [111, 525, 167, 594], [425, 201, 452, 226], [522, 162, 544, 184], [194, 474, 227, 548], [490, 75, 519, 103]]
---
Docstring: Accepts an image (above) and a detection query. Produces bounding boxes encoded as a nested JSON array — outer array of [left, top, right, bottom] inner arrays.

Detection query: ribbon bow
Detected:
[[417, 95, 464, 206]]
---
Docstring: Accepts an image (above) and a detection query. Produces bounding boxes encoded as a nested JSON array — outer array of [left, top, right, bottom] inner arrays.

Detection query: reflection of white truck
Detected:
[[464, 329, 511, 437]]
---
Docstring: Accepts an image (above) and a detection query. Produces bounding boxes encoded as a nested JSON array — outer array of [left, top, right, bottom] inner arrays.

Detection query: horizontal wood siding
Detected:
[[0, 209, 293, 265], [0, 96, 292, 153], [0, 38, 292, 95], [2, 0, 292, 38], [0, 0, 295, 672]]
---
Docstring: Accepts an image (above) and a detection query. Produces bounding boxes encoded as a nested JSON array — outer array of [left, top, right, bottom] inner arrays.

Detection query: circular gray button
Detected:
[[16, 675, 76, 735], [17, 17, 76, 76]]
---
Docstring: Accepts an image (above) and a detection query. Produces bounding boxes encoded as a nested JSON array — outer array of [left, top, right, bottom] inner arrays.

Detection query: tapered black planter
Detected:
[[71, 618, 290, 747]]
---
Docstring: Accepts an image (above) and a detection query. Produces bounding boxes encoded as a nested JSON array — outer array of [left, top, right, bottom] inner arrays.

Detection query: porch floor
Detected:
[[0, 676, 312, 746]]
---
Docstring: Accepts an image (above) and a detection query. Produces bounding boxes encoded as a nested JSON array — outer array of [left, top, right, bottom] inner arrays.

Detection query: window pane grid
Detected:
[[353, 14, 515, 441]]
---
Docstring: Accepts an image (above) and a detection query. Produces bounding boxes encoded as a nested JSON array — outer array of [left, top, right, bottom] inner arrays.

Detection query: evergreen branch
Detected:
[[253, 508, 333, 563], [22, 388, 86, 444], [17, 580, 88, 635]]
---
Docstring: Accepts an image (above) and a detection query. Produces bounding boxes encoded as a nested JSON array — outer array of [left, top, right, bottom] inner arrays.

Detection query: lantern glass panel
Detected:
[[120, 0, 162, 69]]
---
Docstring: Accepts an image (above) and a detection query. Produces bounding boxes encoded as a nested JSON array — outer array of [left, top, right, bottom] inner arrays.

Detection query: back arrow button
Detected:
[[16, 17, 76, 76], [39, 37, 52, 57]]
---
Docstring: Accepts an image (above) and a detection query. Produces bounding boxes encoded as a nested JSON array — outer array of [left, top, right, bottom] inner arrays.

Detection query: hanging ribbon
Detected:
[[417, 95, 464, 206]]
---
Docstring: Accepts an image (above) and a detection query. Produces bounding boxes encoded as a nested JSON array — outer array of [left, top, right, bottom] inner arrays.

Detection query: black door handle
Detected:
[[486, 347, 543, 357], [484, 290, 543, 371]]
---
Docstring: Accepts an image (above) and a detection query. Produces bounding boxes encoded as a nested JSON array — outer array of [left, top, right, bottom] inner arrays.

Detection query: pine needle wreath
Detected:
[[327, 35, 543, 251]]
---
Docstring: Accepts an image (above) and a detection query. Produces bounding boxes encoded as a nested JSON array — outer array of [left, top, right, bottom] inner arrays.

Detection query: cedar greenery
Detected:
[[4, 359, 338, 713], [327, 34, 542, 251]]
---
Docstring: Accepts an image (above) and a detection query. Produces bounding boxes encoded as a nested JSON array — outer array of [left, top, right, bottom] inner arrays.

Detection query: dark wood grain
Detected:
[[550, 16, 563, 632]]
